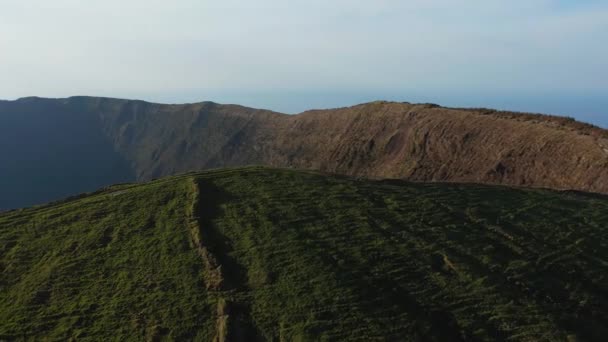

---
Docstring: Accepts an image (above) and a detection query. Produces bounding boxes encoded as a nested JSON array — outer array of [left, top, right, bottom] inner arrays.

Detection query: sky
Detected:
[[1, 0, 607, 126]]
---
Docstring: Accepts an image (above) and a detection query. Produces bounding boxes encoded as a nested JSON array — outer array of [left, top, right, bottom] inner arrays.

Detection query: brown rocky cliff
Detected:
[[259, 102, 608, 193]]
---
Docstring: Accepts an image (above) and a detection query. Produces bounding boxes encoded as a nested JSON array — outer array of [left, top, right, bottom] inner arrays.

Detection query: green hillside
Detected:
[[1, 167, 607, 341]]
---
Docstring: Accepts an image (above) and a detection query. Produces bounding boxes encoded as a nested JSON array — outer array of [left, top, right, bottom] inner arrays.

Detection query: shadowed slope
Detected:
[[190, 168, 608, 341], [0, 97, 134, 209]]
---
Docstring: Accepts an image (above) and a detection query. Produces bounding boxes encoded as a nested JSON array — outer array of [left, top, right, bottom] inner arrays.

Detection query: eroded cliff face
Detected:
[[274, 102, 608, 194], [1, 96, 607, 208]]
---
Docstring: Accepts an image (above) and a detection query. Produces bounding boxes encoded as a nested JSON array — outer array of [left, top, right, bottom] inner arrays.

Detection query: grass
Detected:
[[0, 175, 214, 341], [1, 167, 607, 341]]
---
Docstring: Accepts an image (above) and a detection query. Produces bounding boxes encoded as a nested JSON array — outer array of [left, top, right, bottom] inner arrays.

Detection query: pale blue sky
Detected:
[[1, 0, 606, 126]]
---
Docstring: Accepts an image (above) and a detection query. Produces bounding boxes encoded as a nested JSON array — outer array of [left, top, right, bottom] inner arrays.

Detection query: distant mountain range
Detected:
[[1, 96, 607, 209]]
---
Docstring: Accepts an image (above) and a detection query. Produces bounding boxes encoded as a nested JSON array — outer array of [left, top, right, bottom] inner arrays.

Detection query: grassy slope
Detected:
[[0, 176, 215, 341], [1, 167, 608, 341]]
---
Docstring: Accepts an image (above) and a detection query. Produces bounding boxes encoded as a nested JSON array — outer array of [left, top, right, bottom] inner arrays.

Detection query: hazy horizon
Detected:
[[1, 0, 606, 126]]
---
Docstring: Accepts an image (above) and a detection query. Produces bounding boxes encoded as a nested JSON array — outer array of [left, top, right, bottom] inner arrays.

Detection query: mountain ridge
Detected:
[[9, 95, 608, 130], [1, 96, 607, 209]]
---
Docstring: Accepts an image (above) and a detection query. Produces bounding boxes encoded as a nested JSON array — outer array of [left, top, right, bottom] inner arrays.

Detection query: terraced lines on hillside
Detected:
[[187, 168, 608, 341]]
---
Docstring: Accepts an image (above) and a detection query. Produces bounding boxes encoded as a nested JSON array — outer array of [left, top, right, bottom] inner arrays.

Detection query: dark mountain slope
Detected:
[[1, 167, 607, 340], [81, 96, 286, 179], [1, 96, 607, 209], [0, 97, 133, 209]]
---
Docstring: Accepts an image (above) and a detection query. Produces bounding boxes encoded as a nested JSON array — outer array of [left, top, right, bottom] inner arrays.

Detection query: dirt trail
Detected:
[[187, 179, 260, 342]]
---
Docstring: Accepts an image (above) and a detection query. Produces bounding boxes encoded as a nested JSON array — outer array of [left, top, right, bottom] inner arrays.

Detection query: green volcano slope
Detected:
[[1, 167, 608, 341]]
